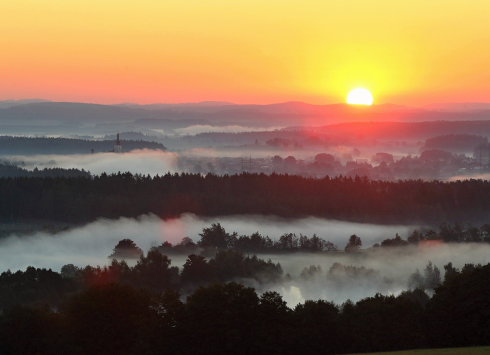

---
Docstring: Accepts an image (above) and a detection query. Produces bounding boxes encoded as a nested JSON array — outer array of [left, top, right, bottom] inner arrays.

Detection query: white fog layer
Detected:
[[0, 214, 416, 272], [3, 149, 179, 176], [1, 214, 489, 306], [174, 125, 285, 135]]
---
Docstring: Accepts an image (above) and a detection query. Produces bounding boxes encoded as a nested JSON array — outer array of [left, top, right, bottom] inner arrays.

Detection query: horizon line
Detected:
[[2, 98, 490, 109]]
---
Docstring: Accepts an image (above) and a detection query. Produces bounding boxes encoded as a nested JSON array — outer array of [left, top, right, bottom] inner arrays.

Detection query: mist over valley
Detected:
[[2, 213, 489, 307]]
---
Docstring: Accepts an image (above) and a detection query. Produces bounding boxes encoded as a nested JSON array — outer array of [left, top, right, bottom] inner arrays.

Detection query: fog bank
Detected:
[[254, 243, 490, 305], [2, 214, 489, 306], [0, 214, 415, 272], [3, 149, 178, 176], [446, 173, 490, 181], [175, 125, 285, 135]]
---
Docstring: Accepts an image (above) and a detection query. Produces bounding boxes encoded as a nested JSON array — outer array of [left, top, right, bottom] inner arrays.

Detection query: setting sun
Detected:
[[346, 88, 373, 105]]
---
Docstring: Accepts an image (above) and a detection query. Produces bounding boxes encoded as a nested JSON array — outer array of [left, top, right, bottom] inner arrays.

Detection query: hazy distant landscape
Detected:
[[1, 100, 490, 351], [2, 98, 490, 353], [3, 100, 490, 182]]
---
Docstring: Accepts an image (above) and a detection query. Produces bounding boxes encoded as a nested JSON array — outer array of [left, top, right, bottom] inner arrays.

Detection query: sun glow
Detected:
[[2, 1, 490, 104], [346, 88, 373, 105]]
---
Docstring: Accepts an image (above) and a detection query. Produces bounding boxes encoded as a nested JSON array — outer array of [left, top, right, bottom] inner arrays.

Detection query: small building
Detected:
[[114, 133, 122, 153]]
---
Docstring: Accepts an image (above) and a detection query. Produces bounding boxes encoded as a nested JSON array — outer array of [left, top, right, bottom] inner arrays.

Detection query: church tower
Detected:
[[114, 133, 122, 153]]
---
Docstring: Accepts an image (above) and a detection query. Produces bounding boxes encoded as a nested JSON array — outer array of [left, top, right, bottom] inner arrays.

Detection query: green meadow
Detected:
[[347, 347, 490, 355]]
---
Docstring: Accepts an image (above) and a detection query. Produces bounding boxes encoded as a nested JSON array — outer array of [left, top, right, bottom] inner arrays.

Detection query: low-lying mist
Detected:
[[2, 214, 489, 306], [0, 214, 415, 272], [254, 243, 490, 305], [2, 149, 178, 176], [446, 173, 490, 181], [179, 144, 420, 162], [175, 125, 285, 135]]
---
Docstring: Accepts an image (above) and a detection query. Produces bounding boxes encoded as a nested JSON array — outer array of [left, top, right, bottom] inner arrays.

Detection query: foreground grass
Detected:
[[346, 347, 490, 355]]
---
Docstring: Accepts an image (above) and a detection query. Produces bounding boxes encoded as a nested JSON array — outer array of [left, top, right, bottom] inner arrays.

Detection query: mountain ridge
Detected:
[[1, 100, 489, 127]]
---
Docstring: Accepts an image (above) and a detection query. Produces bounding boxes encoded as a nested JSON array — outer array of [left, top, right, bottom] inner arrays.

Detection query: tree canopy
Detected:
[[4, 172, 490, 225]]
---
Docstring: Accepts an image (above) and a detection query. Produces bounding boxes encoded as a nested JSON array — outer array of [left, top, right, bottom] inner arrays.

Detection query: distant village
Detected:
[[177, 149, 485, 181], [103, 132, 490, 180]]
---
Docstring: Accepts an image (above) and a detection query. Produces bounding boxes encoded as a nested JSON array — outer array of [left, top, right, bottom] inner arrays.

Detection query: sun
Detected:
[[346, 88, 373, 105]]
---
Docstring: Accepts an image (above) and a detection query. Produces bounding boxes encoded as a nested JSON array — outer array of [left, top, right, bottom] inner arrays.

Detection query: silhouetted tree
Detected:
[[423, 261, 441, 291], [198, 223, 233, 249], [345, 234, 362, 252], [315, 153, 335, 164], [109, 239, 143, 259], [132, 248, 179, 291], [278, 233, 298, 251], [407, 230, 424, 244], [425, 263, 490, 348], [272, 155, 284, 164], [63, 284, 156, 354], [408, 261, 441, 292], [184, 282, 261, 354], [181, 254, 213, 285], [284, 156, 297, 165]]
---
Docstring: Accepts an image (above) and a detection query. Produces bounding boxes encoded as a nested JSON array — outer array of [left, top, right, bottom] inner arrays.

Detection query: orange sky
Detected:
[[1, 0, 490, 106]]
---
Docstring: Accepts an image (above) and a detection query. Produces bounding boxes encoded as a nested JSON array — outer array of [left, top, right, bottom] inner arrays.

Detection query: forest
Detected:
[[0, 163, 91, 179], [2, 172, 490, 225], [422, 134, 488, 152], [146, 222, 490, 257], [0, 249, 488, 354], [0, 136, 166, 155]]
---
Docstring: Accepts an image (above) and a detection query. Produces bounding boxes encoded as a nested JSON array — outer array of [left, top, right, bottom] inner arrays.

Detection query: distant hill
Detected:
[[424, 102, 490, 112], [293, 121, 490, 140], [0, 99, 51, 109], [134, 118, 212, 130], [103, 132, 161, 141], [0, 102, 161, 125], [162, 120, 490, 149], [1, 101, 490, 129], [116, 101, 236, 110], [422, 134, 488, 152]]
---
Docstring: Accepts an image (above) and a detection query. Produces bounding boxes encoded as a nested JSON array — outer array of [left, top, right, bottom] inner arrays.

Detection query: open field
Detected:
[[347, 347, 490, 355]]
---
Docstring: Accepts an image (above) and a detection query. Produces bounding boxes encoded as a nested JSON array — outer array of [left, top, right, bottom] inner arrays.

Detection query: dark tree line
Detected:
[[129, 222, 490, 261], [3, 172, 490, 224], [376, 223, 490, 247], [0, 163, 91, 178], [154, 223, 338, 255], [0, 136, 166, 155], [422, 133, 488, 151], [0, 262, 489, 354], [0, 249, 282, 311]]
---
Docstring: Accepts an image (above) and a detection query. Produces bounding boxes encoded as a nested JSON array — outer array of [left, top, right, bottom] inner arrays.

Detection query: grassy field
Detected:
[[346, 347, 490, 355]]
